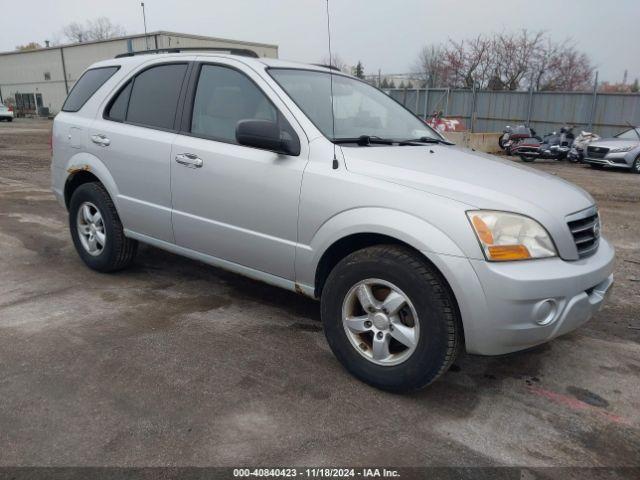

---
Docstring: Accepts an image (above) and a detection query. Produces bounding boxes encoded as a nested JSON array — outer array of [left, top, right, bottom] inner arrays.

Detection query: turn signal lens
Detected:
[[487, 245, 531, 260], [466, 210, 557, 262]]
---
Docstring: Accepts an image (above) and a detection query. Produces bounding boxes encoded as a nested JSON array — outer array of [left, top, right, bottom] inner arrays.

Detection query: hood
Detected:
[[341, 144, 594, 218], [588, 138, 640, 149]]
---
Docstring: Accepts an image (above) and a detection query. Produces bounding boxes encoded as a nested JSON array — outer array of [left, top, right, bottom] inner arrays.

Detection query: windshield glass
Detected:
[[269, 68, 437, 142], [615, 128, 640, 140]]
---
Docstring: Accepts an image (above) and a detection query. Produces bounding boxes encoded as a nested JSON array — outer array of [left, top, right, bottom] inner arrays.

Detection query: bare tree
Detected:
[[85, 17, 126, 41], [412, 30, 593, 91], [413, 45, 446, 87], [62, 17, 126, 43], [320, 53, 351, 73], [492, 30, 544, 90], [62, 22, 86, 43]]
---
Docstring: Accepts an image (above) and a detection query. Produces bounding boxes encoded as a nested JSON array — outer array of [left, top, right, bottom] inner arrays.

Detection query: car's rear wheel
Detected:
[[519, 154, 536, 162], [632, 156, 640, 174], [69, 182, 137, 272], [320, 245, 461, 392]]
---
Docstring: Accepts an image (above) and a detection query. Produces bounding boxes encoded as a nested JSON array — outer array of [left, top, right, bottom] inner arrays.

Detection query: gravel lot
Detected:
[[1, 119, 639, 470]]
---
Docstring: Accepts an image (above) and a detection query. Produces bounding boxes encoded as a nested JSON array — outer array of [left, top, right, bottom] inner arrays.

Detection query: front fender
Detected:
[[295, 207, 467, 291]]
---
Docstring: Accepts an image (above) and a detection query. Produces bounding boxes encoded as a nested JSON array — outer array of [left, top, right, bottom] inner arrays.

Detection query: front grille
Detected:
[[567, 212, 600, 258], [587, 146, 609, 159]]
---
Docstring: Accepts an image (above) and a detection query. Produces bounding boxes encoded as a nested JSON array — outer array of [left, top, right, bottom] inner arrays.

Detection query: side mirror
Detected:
[[236, 119, 300, 156]]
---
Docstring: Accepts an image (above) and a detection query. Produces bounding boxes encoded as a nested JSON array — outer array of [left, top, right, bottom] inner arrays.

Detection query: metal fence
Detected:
[[386, 87, 640, 137]]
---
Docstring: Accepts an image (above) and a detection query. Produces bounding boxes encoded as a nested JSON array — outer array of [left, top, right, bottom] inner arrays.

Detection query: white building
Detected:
[[0, 31, 278, 115]]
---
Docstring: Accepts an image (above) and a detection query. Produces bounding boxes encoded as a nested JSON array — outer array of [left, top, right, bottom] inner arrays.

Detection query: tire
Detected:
[[7, 118, 12, 122], [69, 182, 137, 272], [320, 245, 461, 392], [632, 156, 640, 174]]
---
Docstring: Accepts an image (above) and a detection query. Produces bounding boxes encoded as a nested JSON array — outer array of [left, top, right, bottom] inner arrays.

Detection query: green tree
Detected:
[[632, 78, 639, 93], [353, 61, 365, 79]]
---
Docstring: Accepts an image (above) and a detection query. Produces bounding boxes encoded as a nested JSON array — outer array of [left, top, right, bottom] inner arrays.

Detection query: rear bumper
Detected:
[[432, 237, 615, 355]]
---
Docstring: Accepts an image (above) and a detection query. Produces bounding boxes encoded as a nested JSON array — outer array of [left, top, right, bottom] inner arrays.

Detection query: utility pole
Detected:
[[141, 2, 149, 50], [588, 71, 598, 131]]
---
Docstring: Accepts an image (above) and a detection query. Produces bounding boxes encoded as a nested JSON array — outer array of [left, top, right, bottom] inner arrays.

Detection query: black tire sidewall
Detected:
[[633, 157, 640, 174], [321, 248, 455, 392], [69, 183, 121, 272]]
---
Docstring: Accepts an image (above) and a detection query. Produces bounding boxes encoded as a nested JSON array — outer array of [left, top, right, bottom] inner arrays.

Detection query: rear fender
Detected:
[[62, 152, 120, 209]]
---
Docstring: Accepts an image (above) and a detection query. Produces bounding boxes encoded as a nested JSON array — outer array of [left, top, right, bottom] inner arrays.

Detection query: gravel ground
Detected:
[[0, 119, 638, 471]]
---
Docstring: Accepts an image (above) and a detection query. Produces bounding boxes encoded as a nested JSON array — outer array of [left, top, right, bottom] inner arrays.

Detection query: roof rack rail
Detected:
[[312, 63, 342, 72], [115, 47, 260, 59]]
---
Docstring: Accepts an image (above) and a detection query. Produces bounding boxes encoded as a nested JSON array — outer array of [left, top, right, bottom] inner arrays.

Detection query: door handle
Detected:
[[91, 134, 111, 146], [175, 153, 203, 168]]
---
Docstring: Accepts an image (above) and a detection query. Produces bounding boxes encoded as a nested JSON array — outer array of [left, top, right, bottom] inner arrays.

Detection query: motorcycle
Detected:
[[513, 126, 576, 162], [567, 130, 600, 163], [499, 125, 539, 155]]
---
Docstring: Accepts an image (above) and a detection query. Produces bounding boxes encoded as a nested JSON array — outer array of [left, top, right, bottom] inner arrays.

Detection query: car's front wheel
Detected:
[[320, 245, 461, 392], [69, 182, 137, 272], [632, 156, 640, 174]]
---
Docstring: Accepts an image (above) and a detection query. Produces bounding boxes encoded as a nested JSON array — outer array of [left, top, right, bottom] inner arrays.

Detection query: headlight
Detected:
[[466, 210, 557, 261], [609, 145, 634, 153]]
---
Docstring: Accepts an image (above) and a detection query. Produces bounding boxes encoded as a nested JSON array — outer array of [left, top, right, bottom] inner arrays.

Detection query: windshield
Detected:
[[269, 68, 438, 142], [615, 128, 640, 140]]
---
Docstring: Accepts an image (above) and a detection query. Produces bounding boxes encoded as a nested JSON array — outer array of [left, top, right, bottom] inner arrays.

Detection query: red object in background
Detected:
[[8, 105, 13, 112], [424, 114, 466, 133]]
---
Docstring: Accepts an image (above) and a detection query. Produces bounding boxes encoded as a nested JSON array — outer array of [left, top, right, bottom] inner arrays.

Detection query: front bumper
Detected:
[[431, 237, 615, 355], [584, 153, 631, 168]]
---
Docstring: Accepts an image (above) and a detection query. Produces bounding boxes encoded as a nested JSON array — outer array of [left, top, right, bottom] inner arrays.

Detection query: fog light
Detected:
[[533, 299, 558, 326]]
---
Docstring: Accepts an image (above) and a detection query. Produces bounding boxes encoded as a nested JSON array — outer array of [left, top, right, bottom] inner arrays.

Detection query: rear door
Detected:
[[170, 60, 308, 280], [88, 61, 190, 243]]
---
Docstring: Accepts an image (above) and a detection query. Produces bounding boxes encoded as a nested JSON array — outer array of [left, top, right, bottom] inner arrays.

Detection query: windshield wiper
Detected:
[[333, 135, 396, 146], [398, 136, 454, 146]]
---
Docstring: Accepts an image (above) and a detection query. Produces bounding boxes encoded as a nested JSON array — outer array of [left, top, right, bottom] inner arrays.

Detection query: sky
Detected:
[[1, 0, 639, 83]]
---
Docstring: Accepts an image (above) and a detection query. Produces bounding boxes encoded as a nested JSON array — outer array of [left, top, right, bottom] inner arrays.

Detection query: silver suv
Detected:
[[51, 50, 615, 391]]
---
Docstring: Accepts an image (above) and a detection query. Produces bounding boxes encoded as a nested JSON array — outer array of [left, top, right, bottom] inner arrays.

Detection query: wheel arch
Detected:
[[63, 152, 120, 210], [304, 207, 466, 294]]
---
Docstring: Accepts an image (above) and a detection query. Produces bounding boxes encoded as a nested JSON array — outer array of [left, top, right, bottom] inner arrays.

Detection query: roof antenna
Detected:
[[325, 0, 339, 170]]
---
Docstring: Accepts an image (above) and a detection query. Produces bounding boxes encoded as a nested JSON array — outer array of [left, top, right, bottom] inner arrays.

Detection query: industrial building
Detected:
[[0, 31, 278, 115]]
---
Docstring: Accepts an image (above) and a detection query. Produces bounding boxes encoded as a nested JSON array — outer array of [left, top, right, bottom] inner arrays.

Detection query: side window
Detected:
[[105, 81, 132, 122], [191, 65, 294, 145], [126, 63, 187, 130], [62, 66, 119, 112]]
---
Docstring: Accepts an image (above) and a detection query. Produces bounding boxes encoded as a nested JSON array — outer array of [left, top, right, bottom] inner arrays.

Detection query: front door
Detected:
[[170, 62, 308, 280]]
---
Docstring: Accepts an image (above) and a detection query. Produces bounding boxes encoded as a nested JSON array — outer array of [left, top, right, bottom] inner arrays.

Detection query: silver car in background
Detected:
[[584, 127, 640, 173], [51, 51, 615, 392], [0, 102, 14, 122]]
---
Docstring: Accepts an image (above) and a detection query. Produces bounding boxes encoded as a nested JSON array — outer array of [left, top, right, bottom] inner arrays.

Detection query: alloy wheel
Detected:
[[341, 278, 420, 366], [76, 201, 106, 256]]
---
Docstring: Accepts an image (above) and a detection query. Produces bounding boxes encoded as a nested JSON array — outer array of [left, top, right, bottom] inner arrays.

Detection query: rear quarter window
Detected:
[[62, 66, 119, 112]]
